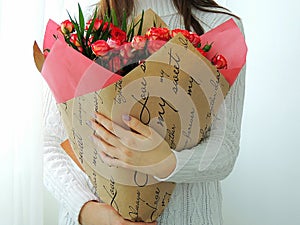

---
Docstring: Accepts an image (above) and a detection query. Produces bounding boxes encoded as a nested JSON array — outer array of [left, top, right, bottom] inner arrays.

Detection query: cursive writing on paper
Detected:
[[103, 177, 119, 211], [114, 80, 126, 104], [182, 107, 195, 148], [157, 97, 178, 127], [207, 71, 221, 119]]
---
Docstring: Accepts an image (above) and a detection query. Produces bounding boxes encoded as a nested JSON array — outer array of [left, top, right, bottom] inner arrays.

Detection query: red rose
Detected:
[[61, 20, 74, 34], [188, 33, 201, 47], [91, 40, 111, 56], [146, 27, 170, 41], [170, 29, 190, 38], [211, 54, 227, 69], [131, 35, 147, 50], [110, 26, 127, 45], [70, 34, 81, 47], [147, 40, 166, 54]]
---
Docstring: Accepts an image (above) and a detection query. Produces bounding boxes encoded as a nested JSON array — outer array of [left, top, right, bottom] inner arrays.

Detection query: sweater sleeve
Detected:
[[42, 85, 99, 222], [157, 63, 246, 183]]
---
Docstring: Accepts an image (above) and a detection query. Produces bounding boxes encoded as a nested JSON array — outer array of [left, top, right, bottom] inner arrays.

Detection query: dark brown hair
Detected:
[[96, 0, 239, 35]]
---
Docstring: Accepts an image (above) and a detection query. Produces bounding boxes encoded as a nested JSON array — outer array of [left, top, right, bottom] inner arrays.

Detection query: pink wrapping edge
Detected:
[[200, 18, 247, 86], [41, 20, 122, 104], [41, 18, 247, 104], [43, 19, 64, 54]]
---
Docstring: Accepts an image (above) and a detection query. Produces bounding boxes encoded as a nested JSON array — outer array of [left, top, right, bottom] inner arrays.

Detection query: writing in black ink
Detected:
[[103, 177, 119, 211], [167, 124, 176, 149], [160, 69, 170, 83], [72, 129, 84, 164], [182, 107, 195, 148], [114, 80, 126, 104], [157, 97, 178, 127], [168, 48, 181, 94], [187, 76, 201, 96], [207, 71, 221, 119], [134, 171, 149, 187], [131, 94, 151, 125]]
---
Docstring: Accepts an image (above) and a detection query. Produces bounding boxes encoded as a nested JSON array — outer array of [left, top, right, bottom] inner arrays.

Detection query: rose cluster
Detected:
[[59, 13, 227, 75]]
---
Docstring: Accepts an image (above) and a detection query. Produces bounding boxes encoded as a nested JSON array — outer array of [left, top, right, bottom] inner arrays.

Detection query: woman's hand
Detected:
[[90, 112, 176, 179], [79, 201, 157, 225]]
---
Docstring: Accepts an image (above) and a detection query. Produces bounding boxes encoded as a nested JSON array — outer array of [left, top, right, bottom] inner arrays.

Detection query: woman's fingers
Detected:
[[122, 114, 152, 137], [91, 120, 121, 148], [94, 112, 127, 138]]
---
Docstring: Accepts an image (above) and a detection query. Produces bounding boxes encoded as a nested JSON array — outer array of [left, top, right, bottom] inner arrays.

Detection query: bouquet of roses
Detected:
[[54, 5, 226, 76], [34, 4, 247, 222]]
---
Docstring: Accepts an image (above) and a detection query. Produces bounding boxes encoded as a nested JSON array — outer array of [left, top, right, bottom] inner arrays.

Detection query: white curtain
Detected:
[[0, 1, 96, 224], [0, 0, 46, 223]]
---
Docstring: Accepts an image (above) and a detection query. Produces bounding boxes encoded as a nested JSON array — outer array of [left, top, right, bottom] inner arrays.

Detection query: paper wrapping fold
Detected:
[[35, 10, 247, 222]]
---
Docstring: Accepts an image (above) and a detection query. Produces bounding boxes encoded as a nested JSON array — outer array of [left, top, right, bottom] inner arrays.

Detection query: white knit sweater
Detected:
[[43, 0, 246, 224]]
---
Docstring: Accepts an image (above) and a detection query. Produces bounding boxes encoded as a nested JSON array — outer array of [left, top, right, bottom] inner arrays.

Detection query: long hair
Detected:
[[96, 0, 238, 35]]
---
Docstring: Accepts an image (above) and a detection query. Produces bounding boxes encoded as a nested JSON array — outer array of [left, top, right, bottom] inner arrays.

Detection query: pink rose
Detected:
[[131, 35, 147, 50], [107, 38, 122, 48], [147, 40, 166, 54], [120, 42, 134, 59]]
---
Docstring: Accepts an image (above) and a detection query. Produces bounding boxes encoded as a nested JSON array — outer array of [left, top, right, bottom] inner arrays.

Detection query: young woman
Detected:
[[43, 0, 246, 224]]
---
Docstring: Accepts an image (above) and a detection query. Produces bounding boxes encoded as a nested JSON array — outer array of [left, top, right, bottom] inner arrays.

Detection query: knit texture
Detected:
[[43, 1, 246, 224]]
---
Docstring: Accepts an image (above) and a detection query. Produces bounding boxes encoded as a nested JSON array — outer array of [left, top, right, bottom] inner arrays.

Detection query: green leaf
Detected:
[[121, 10, 127, 32], [126, 20, 134, 41], [137, 10, 144, 36], [78, 3, 85, 34], [111, 8, 118, 26]]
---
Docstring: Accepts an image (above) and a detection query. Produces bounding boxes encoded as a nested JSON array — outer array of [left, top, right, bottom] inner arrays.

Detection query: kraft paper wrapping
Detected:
[[34, 9, 247, 222]]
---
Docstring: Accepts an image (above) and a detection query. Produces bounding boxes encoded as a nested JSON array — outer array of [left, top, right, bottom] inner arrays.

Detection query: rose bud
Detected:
[[110, 26, 127, 45], [147, 40, 166, 54], [77, 46, 83, 53], [131, 35, 147, 50], [61, 20, 74, 35], [70, 34, 81, 47], [211, 54, 228, 69], [188, 33, 201, 47], [85, 18, 102, 31], [88, 36, 94, 46], [146, 27, 170, 41], [91, 40, 111, 56]]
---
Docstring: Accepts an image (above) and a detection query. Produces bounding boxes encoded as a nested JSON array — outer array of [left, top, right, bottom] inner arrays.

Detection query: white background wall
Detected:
[[222, 0, 300, 225], [43, 0, 300, 225]]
